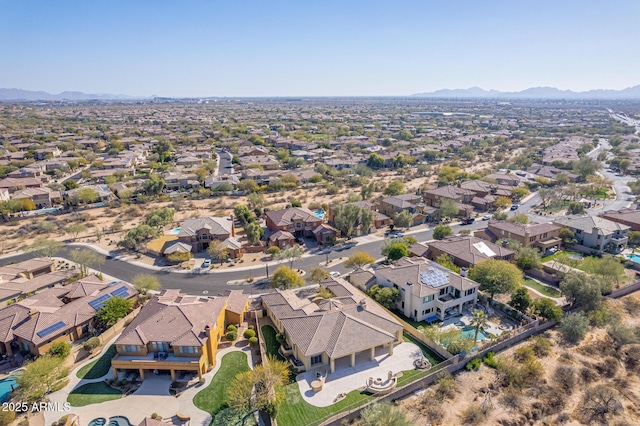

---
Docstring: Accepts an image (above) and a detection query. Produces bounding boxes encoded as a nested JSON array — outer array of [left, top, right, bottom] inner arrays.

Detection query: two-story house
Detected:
[[177, 217, 235, 252], [11, 187, 62, 209], [111, 289, 248, 381], [480, 220, 562, 254], [553, 216, 629, 253], [373, 257, 480, 322], [421, 185, 475, 216], [265, 207, 322, 238], [601, 208, 640, 232], [426, 235, 515, 268]]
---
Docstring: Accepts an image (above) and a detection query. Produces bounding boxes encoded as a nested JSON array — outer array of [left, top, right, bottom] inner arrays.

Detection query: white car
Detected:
[[329, 271, 341, 277], [201, 259, 211, 268], [482, 215, 491, 220]]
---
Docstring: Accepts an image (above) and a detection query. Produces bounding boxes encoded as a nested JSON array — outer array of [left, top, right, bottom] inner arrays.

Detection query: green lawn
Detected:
[[212, 407, 258, 426], [524, 279, 562, 298], [193, 351, 250, 416], [67, 382, 122, 407], [76, 345, 117, 379], [540, 251, 581, 263], [261, 325, 286, 361], [277, 383, 375, 426]]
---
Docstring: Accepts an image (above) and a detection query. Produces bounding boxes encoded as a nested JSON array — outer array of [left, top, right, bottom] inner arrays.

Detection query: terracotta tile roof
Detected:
[[262, 278, 402, 359], [265, 207, 320, 227], [553, 215, 630, 234], [224, 290, 248, 315], [116, 290, 233, 347], [427, 235, 514, 265], [375, 257, 480, 298], [178, 217, 233, 238], [488, 219, 560, 237]]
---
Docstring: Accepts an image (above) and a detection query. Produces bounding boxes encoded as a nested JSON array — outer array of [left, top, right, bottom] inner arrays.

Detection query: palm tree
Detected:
[[470, 309, 489, 342]]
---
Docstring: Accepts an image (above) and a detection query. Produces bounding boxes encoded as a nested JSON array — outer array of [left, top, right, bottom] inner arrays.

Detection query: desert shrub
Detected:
[[529, 336, 551, 357], [248, 336, 258, 345], [83, 337, 101, 352], [461, 404, 487, 425], [580, 366, 599, 383], [623, 296, 640, 316], [499, 386, 522, 411], [597, 357, 619, 378], [466, 358, 481, 371], [226, 324, 237, 332], [553, 366, 577, 393], [514, 346, 535, 363], [48, 341, 71, 358], [622, 344, 640, 371], [248, 325, 254, 330], [434, 371, 457, 400], [559, 312, 589, 344], [421, 394, 445, 423], [483, 351, 498, 368], [225, 331, 237, 341], [538, 386, 567, 416], [557, 412, 571, 423], [243, 329, 256, 339]]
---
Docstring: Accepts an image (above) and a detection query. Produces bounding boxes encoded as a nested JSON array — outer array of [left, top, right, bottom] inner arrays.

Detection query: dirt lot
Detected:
[[399, 294, 640, 425]]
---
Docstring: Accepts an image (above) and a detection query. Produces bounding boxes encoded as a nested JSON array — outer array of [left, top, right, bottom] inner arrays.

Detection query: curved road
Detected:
[[1, 221, 489, 296]]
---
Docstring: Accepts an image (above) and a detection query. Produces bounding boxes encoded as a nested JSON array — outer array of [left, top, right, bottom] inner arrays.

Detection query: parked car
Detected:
[[201, 259, 211, 268], [510, 204, 519, 211], [390, 232, 405, 238], [482, 215, 491, 221], [461, 217, 475, 225], [318, 248, 332, 255], [329, 271, 341, 277], [342, 242, 357, 250]]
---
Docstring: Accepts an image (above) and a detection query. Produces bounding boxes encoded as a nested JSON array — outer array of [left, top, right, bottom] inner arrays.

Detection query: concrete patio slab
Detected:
[[296, 341, 422, 407]]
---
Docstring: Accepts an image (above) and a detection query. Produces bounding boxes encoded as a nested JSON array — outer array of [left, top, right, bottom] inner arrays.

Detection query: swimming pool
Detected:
[[90, 417, 132, 426], [461, 326, 489, 341], [627, 254, 640, 264], [169, 227, 181, 235], [108, 416, 133, 426], [0, 375, 18, 403], [313, 211, 325, 220]]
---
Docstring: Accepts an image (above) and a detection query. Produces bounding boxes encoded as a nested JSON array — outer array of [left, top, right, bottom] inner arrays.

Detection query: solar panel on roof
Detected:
[[36, 321, 66, 338], [88, 294, 112, 310], [110, 287, 129, 298], [107, 281, 121, 287], [420, 267, 450, 288]]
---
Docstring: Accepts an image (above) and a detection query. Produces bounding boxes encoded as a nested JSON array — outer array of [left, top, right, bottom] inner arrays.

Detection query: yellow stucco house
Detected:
[[111, 289, 248, 381]]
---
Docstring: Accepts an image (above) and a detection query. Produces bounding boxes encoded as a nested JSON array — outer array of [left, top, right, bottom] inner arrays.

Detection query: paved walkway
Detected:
[[296, 341, 422, 407], [43, 332, 254, 426]]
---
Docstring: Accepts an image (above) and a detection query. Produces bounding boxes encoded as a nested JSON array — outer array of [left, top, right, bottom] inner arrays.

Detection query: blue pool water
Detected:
[[627, 254, 640, 263], [90, 417, 132, 426], [313, 211, 325, 219], [461, 326, 489, 341], [0, 375, 18, 403], [169, 227, 181, 235], [108, 416, 133, 426]]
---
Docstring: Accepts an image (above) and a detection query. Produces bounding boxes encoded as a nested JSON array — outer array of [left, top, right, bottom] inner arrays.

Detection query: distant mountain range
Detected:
[[412, 85, 640, 99], [0, 88, 139, 101]]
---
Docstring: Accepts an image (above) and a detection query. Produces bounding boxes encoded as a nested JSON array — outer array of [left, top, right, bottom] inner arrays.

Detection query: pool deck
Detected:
[[297, 341, 422, 407]]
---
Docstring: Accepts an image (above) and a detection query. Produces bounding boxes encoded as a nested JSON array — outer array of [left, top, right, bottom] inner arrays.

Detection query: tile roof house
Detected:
[[601, 208, 640, 232], [265, 207, 322, 237], [426, 235, 515, 268], [112, 289, 248, 381], [480, 220, 562, 254], [261, 277, 403, 374], [0, 275, 137, 356], [553, 215, 629, 253], [372, 257, 480, 322], [421, 185, 475, 216], [11, 187, 62, 209], [177, 217, 236, 254], [0, 177, 43, 194]]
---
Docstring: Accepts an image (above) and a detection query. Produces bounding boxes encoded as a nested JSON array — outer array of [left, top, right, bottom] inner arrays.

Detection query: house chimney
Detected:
[[229, 215, 235, 237], [457, 182, 461, 188], [460, 267, 468, 278], [359, 299, 367, 310]]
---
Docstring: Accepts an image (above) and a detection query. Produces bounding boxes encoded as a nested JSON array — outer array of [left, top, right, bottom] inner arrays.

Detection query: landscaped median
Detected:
[[76, 345, 117, 379], [524, 279, 562, 298]]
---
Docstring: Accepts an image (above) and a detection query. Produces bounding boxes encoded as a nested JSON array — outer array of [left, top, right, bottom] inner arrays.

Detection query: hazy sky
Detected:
[[1, 1, 639, 97]]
